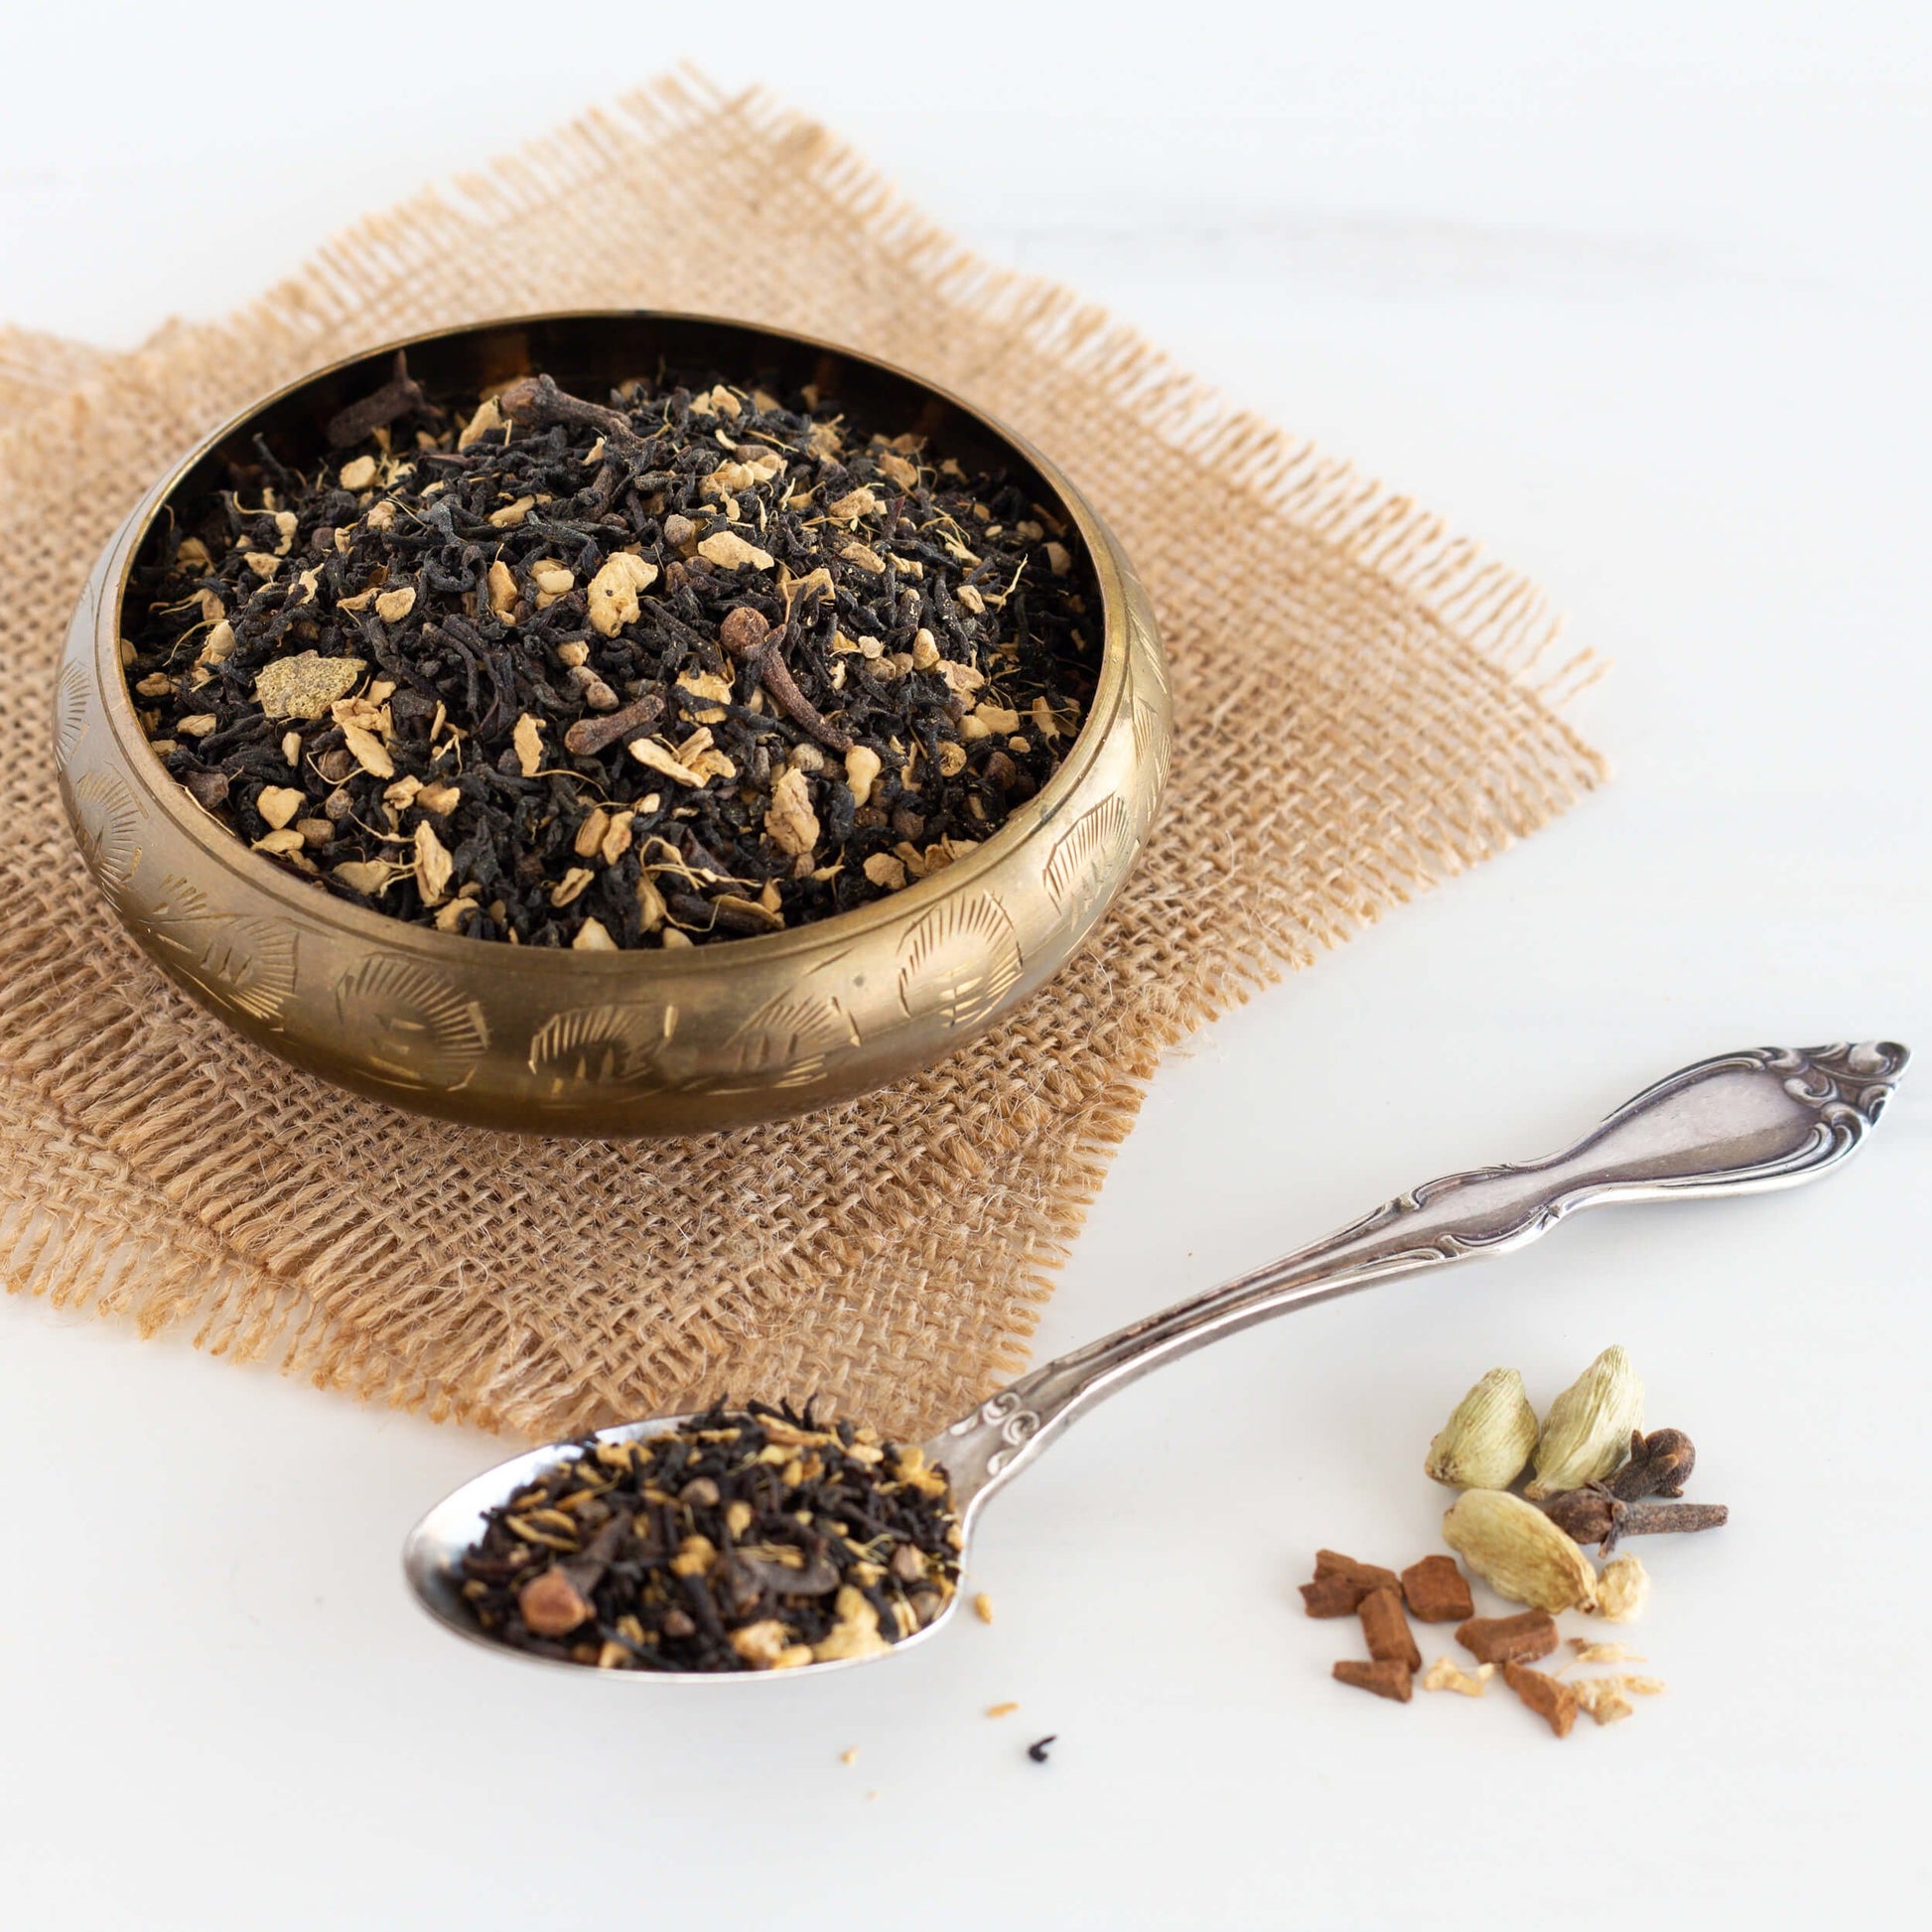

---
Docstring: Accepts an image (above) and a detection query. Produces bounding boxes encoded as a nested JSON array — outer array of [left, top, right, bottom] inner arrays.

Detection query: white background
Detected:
[[4, 5, 1930, 1927]]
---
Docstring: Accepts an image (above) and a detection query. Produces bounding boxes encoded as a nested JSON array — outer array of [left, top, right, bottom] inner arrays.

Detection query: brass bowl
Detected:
[[54, 312, 1171, 1136]]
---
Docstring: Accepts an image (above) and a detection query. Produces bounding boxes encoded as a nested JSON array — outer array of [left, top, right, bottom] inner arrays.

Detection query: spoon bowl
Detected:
[[404, 1040, 1907, 1677], [402, 1411, 976, 1680]]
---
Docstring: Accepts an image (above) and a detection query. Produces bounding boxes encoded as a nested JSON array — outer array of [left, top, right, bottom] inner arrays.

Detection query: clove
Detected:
[[325, 351, 436, 447], [497, 372, 653, 466], [720, 605, 853, 754], [562, 693, 664, 758], [1540, 1484, 1728, 1556], [1606, 1427, 1697, 1502]]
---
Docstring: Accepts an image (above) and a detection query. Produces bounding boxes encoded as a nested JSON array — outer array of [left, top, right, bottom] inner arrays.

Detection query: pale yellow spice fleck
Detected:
[[573, 808, 612, 860], [341, 722, 393, 780], [1422, 1656, 1493, 1697], [696, 530, 774, 572], [256, 785, 306, 831], [586, 552, 657, 636], [334, 860, 399, 896], [974, 1593, 994, 1624], [826, 485, 882, 523], [512, 713, 545, 777], [676, 670, 734, 723], [628, 738, 709, 788], [844, 745, 883, 806], [457, 395, 502, 450], [413, 821, 454, 905]]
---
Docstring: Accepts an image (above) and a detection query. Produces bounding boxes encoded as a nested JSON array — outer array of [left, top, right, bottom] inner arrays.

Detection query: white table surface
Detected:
[[5, 7, 1929, 1927]]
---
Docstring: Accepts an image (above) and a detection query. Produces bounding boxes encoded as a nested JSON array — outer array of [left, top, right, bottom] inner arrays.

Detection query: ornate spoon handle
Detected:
[[934, 1042, 1908, 1511]]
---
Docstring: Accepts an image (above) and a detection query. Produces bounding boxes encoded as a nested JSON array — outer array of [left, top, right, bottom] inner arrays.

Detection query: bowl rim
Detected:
[[92, 307, 1136, 976]]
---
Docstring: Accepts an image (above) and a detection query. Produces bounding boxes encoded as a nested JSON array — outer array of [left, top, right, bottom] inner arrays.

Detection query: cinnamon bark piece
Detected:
[[1300, 1550, 1400, 1616], [1455, 1609, 1559, 1667], [1400, 1554, 1474, 1623], [1358, 1587, 1422, 1671], [1333, 1658, 1413, 1703], [1504, 1661, 1579, 1737]]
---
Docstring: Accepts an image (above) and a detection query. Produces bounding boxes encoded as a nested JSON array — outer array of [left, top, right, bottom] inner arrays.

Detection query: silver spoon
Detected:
[[405, 1039, 1907, 1677]]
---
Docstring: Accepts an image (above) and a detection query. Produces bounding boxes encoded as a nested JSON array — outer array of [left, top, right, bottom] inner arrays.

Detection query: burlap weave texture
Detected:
[[0, 75, 1604, 1440]]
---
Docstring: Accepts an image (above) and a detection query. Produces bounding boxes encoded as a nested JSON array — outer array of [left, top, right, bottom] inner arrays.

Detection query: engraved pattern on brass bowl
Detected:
[[54, 313, 1172, 1136]]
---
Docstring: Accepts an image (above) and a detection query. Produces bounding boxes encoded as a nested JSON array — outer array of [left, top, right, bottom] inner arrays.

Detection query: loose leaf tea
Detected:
[[123, 356, 1094, 947], [454, 1401, 962, 1671]]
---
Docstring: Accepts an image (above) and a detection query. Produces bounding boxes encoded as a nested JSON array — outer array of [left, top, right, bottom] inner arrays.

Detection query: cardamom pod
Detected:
[[1441, 1489, 1599, 1614], [1524, 1344, 1644, 1500], [1424, 1366, 1539, 1489]]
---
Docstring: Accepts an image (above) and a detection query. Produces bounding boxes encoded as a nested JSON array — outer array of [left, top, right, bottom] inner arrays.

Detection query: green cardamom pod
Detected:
[[1525, 1344, 1644, 1500], [1424, 1366, 1540, 1489], [1442, 1489, 1599, 1614]]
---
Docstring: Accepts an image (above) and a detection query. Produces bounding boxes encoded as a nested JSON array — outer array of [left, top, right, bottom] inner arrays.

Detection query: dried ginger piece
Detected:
[[1422, 1656, 1493, 1697], [1570, 1678, 1637, 1725], [762, 766, 820, 858], [1596, 1554, 1650, 1622]]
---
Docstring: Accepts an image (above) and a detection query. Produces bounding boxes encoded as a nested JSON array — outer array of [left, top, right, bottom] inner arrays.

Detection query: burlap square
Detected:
[[0, 74, 1604, 1440]]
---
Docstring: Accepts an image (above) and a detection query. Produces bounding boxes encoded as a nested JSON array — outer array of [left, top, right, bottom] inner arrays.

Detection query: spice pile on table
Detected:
[[1304, 1347, 1728, 1735]]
